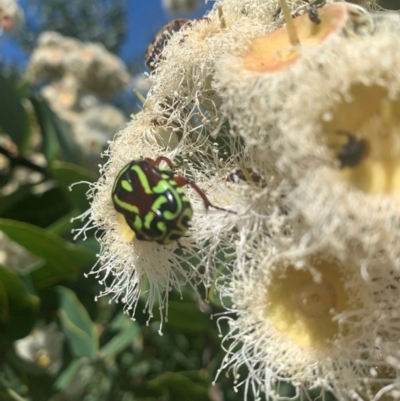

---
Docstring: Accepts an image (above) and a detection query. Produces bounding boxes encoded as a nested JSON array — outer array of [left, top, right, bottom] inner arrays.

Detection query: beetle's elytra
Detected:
[[112, 156, 231, 244]]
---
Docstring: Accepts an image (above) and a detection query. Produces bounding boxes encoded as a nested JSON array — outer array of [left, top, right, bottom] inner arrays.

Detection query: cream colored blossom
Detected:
[[80, 0, 400, 399], [78, 108, 243, 325], [216, 249, 400, 401], [14, 323, 63, 373], [0, 0, 23, 33], [272, 13, 400, 265]]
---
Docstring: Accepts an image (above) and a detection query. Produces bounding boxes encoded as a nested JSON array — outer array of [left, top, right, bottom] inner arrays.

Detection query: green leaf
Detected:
[[75, 237, 100, 256], [50, 109, 83, 165], [0, 362, 39, 396], [46, 209, 81, 237], [108, 312, 131, 331], [54, 358, 82, 390], [30, 96, 83, 165], [159, 300, 214, 334], [0, 184, 32, 216], [30, 96, 60, 163], [0, 75, 29, 150], [57, 286, 98, 359], [0, 218, 77, 276], [6, 389, 29, 401], [0, 185, 71, 227], [0, 265, 39, 341], [146, 371, 209, 401], [100, 318, 140, 358], [0, 219, 96, 287], [15, 80, 30, 99], [52, 161, 97, 212]]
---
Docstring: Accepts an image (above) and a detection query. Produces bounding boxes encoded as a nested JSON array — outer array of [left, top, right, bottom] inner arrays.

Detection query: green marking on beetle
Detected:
[[144, 211, 155, 229], [176, 187, 184, 194], [182, 195, 189, 202], [131, 165, 153, 194], [112, 164, 130, 193], [161, 173, 170, 179], [133, 215, 142, 231], [154, 181, 182, 215], [164, 208, 180, 220], [152, 179, 171, 194], [153, 181, 183, 220], [152, 195, 168, 216], [157, 221, 167, 234], [121, 180, 133, 192], [164, 207, 192, 243], [178, 208, 192, 231], [113, 195, 139, 214]]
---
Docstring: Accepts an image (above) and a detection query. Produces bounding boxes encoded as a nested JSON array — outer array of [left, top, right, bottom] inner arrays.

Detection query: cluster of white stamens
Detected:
[[81, 0, 400, 399]]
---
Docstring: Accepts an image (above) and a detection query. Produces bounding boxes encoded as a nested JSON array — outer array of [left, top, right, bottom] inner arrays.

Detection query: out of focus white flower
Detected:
[[28, 31, 130, 100], [0, 0, 23, 33], [14, 323, 64, 373], [74, 104, 127, 165], [27, 31, 129, 169]]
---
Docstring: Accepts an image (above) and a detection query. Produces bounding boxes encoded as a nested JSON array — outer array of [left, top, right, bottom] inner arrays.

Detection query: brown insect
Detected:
[[145, 19, 190, 71], [336, 131, 370, 168], [227, 168, 261, 184], [308, 5, 321, 24]]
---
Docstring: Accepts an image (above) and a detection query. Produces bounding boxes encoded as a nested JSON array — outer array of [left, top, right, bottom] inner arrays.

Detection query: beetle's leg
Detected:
[[173, 175, 236, 214], [153, 156, 182, 169], [153, 156, 173, 168], [172, 160, 183, 168], [177, 240, 185, 250]]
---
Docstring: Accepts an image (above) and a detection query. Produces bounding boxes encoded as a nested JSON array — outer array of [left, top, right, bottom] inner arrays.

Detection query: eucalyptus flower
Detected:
[[79, 0, 400, 398], [216, 249, 400, 401]]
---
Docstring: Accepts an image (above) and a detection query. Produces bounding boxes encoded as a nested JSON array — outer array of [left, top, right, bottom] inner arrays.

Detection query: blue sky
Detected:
[[120, 1, 213, 66], [0, 0, 213, 71]]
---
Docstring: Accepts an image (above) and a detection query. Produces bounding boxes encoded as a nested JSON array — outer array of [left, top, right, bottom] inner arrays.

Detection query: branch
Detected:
[[0, 145, 49, 177]]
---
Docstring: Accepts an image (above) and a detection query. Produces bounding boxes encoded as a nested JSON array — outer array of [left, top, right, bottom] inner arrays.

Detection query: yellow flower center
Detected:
[[322, 85, 400, 195], [266, 260, 356, 349], [295, 280, 336, 318], [116, 212, 135, 243]]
